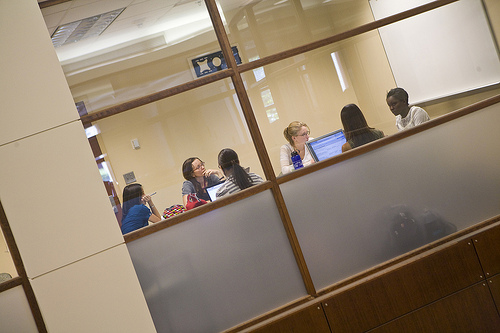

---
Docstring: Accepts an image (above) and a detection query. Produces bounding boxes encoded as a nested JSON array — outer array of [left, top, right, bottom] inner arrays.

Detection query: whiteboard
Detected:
[[369, 0, 500, 104]]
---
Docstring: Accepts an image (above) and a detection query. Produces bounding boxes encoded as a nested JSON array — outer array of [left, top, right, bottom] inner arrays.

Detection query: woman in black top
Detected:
[[340, 104, 385, 152]]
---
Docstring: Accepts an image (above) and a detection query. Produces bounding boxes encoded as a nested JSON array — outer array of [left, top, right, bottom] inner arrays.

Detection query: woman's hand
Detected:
[[203, 168, 223, 178], [141, 194, 152, 205], [143, 194, 161, 222]]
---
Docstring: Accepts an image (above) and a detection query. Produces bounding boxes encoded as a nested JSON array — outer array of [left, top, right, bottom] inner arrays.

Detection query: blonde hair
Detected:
[[283, 121, 309, 146]]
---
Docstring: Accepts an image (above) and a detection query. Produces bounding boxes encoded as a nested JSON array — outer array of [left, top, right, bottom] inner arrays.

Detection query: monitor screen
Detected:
[[306, 129, 346, 162], [206, 181, 225, 201]]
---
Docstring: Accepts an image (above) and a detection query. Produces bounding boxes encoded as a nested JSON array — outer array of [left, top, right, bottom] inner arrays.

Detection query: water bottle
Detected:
[[291, 150, 304, 170]]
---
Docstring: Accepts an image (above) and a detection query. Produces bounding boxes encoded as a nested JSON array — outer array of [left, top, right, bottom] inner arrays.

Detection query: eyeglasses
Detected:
[[193, 162, 205, 171], [297, 131, 310, 137]]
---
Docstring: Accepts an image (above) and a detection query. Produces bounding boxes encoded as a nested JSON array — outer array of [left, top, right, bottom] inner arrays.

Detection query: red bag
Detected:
[[163, 204, 185, 219], [185, 193, 207, 210]]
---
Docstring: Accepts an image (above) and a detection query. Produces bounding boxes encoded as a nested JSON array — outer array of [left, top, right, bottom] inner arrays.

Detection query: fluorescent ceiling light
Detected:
[[51, 8, 125, 48]]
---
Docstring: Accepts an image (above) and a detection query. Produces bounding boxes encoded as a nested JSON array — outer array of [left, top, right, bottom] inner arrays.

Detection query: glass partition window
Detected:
[[220, 0, 376, 63], [241, 32, 397, 176], [90, 79, 265, 222], [57, 1, 221, 114], [0, 228, 16, 280], [65, 0, 500, 219], [280, 104, 500, 291]]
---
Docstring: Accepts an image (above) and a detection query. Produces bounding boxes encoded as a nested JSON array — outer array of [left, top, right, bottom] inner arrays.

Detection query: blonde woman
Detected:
[[280, 121, 314, 175]]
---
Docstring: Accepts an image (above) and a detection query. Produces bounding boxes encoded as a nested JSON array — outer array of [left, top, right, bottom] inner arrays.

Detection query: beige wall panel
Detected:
[[0, 0, 78, 146], [0, 121, 123, 278], [31, 244, 156, 333], [0, 286, 38, 333]]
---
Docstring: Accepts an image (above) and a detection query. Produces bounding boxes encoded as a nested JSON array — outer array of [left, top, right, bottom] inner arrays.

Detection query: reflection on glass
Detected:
[[331, 52, 348, 92], [0, 228, 17, 280], [253, 67, 266, 82], [261, 88, 274, 107], [266, 108, 279, 123], [222, 0, 376, 62], [85, 125, 100, 139], [49, 1, 220, 113]]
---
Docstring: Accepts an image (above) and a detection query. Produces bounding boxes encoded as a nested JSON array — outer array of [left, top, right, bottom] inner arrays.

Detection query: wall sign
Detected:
[[192, 46, 242, 78]]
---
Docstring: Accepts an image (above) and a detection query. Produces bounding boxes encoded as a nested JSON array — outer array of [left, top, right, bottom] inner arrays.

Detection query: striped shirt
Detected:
[[216, 172, 264, 198]]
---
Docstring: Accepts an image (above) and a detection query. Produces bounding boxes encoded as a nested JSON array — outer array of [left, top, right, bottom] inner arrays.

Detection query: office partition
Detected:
[[280, 104, 500, 290], [127, 189, 307, 333], [126, 102, 500, 332]]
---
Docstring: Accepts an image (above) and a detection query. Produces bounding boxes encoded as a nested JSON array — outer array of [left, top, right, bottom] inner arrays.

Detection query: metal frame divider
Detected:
[[204, 0, 317, 296]]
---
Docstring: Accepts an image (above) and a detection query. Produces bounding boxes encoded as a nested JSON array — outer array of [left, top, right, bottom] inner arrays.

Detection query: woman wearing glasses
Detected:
[[181, 157, 225, 206], [280, 121, 315, 175]]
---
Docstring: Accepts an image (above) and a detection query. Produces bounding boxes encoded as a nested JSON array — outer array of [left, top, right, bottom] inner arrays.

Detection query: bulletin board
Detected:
[[369, 0, 500, 104]]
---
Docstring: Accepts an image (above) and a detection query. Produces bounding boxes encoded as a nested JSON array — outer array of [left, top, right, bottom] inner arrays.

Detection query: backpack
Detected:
[[388, 205, 425, 254]]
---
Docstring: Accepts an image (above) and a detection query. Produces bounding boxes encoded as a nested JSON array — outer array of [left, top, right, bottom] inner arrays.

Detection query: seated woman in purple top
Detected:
[[120, 183, 161, 234]]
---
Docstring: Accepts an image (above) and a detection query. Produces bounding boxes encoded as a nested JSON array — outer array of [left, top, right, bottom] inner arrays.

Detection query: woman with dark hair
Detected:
[[386, 87, 430, 131], [216, 148, 263, 198], [340, 104, 384, 152], [120, 183, 161, 234], [181, 157, 224, 206]]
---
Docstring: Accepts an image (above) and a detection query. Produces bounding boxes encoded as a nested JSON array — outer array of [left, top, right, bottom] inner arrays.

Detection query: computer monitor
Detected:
[[306, 129, 346, 162], [206, 181, 225, 201]]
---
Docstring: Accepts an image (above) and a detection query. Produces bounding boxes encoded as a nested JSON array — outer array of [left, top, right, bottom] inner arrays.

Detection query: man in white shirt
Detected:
[[386, 88, 430, 131]]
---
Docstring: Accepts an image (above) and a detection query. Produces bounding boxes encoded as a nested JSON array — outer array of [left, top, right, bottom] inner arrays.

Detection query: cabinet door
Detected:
[[489, 274, 500, 315], [250, 304, 330, 333], [473, 224, 500, 277], [369, 282, 500, 332], [322, 240, 483, 332]]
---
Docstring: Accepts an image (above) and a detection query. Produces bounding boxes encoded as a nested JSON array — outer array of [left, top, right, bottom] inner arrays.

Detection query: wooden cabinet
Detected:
[[489, 274, 500, 315], [250, 304, 330, 333], [473, 224, 500, 277], [247, 224, 500, 333], [321, 240, 483, 332], [369, 282, 500, 332]]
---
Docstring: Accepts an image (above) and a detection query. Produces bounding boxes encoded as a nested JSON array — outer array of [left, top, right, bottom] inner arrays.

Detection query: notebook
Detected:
[[206, 181, 225, 201], [305, 129, 346, 162]]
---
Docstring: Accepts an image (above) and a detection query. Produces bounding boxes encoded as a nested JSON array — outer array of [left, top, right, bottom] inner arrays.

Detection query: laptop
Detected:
[[305, 129, 346, 162], [206, 181, 225, 201]]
